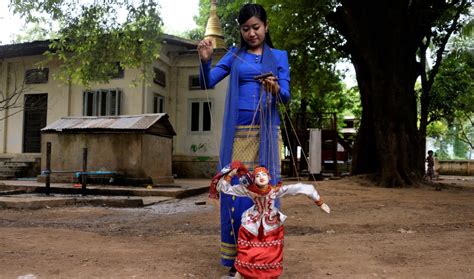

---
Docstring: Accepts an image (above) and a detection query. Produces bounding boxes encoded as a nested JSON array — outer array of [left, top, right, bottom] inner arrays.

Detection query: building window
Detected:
[[153, 67, 166, 87], [83, 89, 121, 116], [189, 100, 212, 132], [153, 94, 165, 113], [110, 62, 124, 79], [189, 75, 201, 90], [25, 68, 49, 84]]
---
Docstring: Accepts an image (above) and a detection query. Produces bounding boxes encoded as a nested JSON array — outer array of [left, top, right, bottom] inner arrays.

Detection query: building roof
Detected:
[[42, 114, 176, 136], [0, 34, 197, 59], [161, 33, 198, 49], [0, 40, 51, 59]]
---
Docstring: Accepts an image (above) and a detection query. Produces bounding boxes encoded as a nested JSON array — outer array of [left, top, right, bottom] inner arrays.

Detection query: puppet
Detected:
[[212, 161, 330, 278]]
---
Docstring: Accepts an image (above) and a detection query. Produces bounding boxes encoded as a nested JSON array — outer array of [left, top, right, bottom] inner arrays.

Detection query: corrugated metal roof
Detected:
[[42, 113, 169, 132]]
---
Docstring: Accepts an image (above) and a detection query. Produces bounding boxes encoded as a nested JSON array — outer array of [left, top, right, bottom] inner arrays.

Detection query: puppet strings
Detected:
[[197, 46, 319, 249], [218, 46, 316, 181], [198, 49, 240, 245], [197, 46, 317, 182]]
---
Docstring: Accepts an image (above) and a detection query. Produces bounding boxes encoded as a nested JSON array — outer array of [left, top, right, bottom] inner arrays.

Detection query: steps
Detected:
[[0, 156, 40, 180]]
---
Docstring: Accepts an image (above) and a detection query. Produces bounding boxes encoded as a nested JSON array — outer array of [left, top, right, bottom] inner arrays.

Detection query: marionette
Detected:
[[211, 161, 330, 278]]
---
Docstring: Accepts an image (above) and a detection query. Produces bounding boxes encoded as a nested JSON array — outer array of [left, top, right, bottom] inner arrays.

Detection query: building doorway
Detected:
[[23, 93, 48, 153]]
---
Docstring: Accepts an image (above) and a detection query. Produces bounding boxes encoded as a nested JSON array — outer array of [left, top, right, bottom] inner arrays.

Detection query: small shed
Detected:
[[40, 114, 176, 184]]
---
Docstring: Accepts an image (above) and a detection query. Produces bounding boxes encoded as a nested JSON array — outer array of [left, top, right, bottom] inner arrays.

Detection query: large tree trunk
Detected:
[[352, 58, 422, 186], [328, 0, 442, 186]]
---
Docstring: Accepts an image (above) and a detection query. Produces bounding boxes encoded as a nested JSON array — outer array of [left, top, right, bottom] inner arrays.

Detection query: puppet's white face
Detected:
[[255, 171, 269, 187]]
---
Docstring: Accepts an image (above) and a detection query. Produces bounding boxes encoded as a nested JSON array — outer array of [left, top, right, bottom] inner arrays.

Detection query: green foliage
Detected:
[[342, 85, 362, 119], [429, 50, 474, 123], [192, 0, 353, 128], [427, 120, 448, 138], [453, 135, 469, 158], [426, 30, 474, 158], [418, 0, 472, 131], [184, 0, 208, 41], [428, 117, 473, 159], [189, 0, 242, 46], [10, 0, 163, 87], [262, 0, 350, 129], [432, 141, 451, 160]]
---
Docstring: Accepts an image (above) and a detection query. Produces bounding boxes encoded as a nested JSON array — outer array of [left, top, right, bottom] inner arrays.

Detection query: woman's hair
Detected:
[[237, 4, 274, 48]]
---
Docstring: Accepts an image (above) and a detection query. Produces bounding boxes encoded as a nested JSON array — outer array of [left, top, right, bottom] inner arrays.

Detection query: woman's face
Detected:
[[240, 16, 267, 50], [255, 171, 269, 186]]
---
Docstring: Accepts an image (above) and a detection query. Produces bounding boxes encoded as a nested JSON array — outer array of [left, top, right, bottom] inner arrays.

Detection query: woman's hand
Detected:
[[228, 168, 238, 177], [261, 76, 280, 95], [197, 39, 214, 62], [223, 168, 238, 183]]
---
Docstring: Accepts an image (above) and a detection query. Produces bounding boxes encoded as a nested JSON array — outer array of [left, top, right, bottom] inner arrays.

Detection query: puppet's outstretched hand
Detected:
[[319, 203, 330, 214], [316, 199, 330, 214]]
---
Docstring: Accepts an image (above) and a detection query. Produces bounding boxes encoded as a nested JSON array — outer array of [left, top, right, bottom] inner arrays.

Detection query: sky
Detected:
[[159, 0, 199, 35], [0, 0, 199, 45]]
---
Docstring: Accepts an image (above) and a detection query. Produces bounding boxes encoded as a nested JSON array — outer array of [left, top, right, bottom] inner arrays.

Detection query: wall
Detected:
[[172, 155, 218, 178], [0, 43, 186, 154], [0, 56, 69, 153], [438, 160, 474, 176], [168, 49, 229, 177], [68, 67, 144, 117], [0, 41, 224, 178], [141, 134, 173, 183], [41, 132, 173, 183]]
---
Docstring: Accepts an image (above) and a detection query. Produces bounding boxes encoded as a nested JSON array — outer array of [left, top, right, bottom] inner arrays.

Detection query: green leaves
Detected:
[[430, 50, 474, 123], [427, 47, 474, 158], [191, 0, 354, 124]]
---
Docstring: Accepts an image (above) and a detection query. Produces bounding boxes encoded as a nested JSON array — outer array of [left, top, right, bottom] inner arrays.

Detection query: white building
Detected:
[[0, 37, 229, 178]]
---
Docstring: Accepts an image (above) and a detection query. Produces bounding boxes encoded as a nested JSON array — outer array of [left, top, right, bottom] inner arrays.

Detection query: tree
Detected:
[[192, 0, 349, 174], [328, 0, 472, 186], [0, 65, 48, 120], [192, 0, 345, 119], [426, 18, 474, 159], [428, 116, 474, 159], [0, 79, 26, 119], [9, 0, 163, 87], [453, 116, 474, 158], [418, 0, 470, 154]]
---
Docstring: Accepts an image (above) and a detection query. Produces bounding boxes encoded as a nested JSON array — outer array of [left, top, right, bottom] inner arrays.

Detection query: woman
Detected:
[[198, 3, 290, 275]]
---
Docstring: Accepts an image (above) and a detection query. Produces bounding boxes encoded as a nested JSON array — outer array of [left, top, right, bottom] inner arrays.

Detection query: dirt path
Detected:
[[1, 178, 473, 278]]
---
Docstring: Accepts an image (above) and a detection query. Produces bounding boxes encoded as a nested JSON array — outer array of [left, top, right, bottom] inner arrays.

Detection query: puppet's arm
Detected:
[[277, 183, 330, 214], [216, 169, 249, 197]]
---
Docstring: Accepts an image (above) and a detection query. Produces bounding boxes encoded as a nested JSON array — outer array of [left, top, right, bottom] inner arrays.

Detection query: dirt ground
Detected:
[[1, 177, 473, 279]]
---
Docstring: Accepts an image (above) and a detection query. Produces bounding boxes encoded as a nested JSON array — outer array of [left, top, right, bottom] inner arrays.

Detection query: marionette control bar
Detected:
[[253, 72, 276, 80]]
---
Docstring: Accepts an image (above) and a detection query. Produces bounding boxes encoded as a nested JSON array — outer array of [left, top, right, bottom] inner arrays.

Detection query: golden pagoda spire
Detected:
[[204, 0, 225, 48]]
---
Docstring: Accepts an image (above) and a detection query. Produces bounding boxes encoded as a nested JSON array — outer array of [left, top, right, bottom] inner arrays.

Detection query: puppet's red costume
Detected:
[[216, 165, 326, 278]]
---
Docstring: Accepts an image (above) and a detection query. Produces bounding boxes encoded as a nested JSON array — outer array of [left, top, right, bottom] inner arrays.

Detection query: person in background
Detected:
[[425, 150, 435, 181]]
